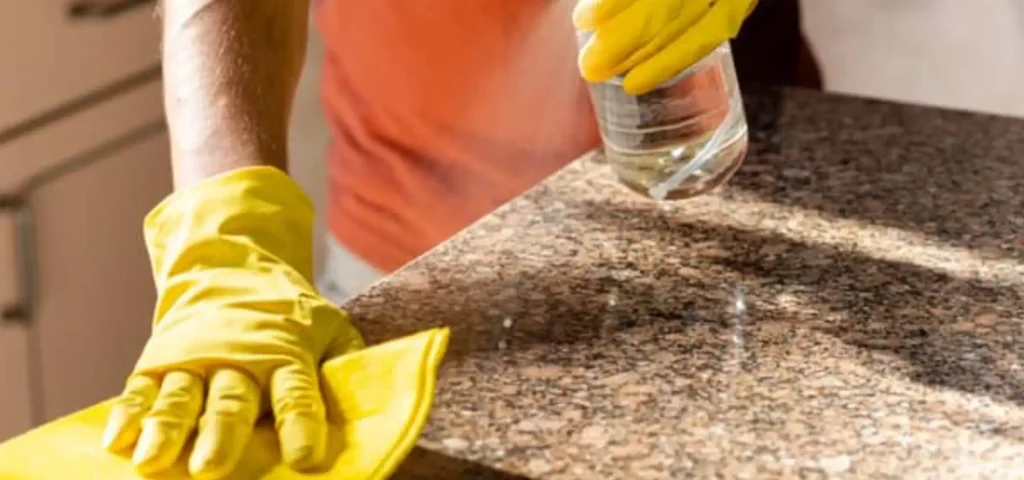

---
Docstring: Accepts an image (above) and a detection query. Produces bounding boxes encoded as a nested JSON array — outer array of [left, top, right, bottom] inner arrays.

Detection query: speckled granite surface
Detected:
[[348, 87, 1024, 479]]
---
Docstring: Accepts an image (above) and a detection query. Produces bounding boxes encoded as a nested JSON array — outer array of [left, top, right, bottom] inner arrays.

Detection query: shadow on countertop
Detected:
[[735, 86, 1024, 261], [393, 447, 532, 479], [578, 197, 1024, 409], [350, 192, 1023, 413]]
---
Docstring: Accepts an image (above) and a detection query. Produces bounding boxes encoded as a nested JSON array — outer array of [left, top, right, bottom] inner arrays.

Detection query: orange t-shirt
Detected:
[[315, 0, 600, 272]]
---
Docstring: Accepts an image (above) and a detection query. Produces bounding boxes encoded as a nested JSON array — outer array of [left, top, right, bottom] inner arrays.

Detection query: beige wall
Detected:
[[802, 0, 1024, 117]]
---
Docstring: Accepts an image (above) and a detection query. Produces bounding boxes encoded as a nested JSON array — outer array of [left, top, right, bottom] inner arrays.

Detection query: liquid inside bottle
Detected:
[[586, 43, 749, 200]]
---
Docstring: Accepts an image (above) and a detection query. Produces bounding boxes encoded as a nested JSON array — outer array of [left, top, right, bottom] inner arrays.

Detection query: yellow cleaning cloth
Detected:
[[0, 327, 449, 480]]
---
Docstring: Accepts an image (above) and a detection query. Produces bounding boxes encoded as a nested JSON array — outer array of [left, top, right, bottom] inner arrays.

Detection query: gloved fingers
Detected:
[[102, 374, 160, 452], [572, 0, 633, 31], [270, 363, 328, 471], [188, 369, 262, 480], [577, 3, 656, 83], [131, 371, 205, 475], [622, 1, 746, 94], [578, 1, 706, 83]]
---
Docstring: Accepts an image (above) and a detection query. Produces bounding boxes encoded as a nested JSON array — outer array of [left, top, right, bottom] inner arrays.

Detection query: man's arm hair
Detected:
[[160, 0, 311, 189]]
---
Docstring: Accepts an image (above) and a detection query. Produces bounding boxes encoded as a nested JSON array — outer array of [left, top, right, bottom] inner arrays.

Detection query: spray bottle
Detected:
[[577, 32, 750, 200]]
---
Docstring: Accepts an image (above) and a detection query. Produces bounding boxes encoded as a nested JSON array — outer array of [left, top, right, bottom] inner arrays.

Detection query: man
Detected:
[[101, 0, 818, 478]]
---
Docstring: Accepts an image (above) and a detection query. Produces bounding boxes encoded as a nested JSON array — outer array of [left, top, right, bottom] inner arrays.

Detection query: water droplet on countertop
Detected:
[[732, 291, 748, 316], [442, 437, 470, 450], [781, 167, 811, 179], [817, 455, 852, 473], [727, 287, 754, 368]]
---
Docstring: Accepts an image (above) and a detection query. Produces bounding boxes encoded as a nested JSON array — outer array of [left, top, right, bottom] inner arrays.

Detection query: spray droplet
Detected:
[[498, 339, 509, 350], [727, 287, 753, 369], [502, 317, 515, 329], [732, 290, 748, 316], [607, 295, 618, 307]]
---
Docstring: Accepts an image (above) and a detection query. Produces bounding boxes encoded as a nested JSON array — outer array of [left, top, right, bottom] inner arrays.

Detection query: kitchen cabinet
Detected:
[[1, 67, 169, 440], [0, 0, 167, 444]]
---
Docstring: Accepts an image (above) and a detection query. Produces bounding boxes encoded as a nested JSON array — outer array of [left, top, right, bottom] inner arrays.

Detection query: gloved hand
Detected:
[[574, 0, 758, 94], [101, 166, 365, 479]]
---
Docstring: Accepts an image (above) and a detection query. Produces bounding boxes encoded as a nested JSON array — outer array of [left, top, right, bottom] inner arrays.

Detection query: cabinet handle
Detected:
[[1, 198, 36, 325], [67, 0, 155, 20]]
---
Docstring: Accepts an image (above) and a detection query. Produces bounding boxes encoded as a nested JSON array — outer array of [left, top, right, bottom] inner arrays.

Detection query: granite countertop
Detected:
[[347, 87, 1024, 479]]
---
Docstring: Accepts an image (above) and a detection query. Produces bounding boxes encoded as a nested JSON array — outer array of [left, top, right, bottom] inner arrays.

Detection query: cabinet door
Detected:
[[0, 0, 159, 132], [0, 325, 32, 442], [30, 130, 172, 421], [0, 212, 34, 441]]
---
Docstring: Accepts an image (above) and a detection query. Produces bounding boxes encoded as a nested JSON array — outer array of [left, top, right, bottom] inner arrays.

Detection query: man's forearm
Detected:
[[160, 0, 310, 189]]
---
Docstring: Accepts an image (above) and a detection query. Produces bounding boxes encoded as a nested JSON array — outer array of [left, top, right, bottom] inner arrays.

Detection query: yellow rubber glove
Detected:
[[574, 0, 758, 94], [101, 166, 365, 479]]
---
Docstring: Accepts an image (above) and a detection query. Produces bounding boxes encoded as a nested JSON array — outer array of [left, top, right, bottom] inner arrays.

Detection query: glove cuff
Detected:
[[144, 166, 316, 286]]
